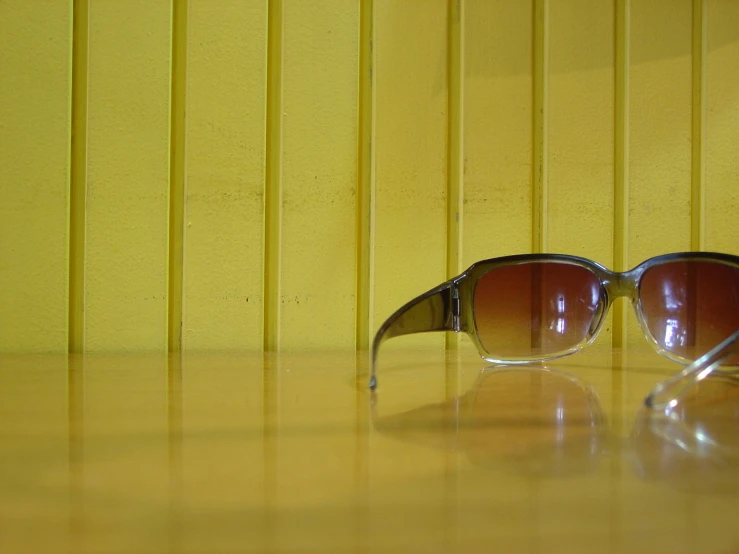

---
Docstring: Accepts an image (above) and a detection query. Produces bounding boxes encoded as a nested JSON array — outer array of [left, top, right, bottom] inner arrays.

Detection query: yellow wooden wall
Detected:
[[1, 0, 738, 354]]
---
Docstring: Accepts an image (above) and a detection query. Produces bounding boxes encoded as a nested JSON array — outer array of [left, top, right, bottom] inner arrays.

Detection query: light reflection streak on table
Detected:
[[0, 348, 737, 554]]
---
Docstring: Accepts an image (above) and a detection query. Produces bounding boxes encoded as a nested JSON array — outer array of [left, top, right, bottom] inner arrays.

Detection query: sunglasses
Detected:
[[370, 252, 739, 390]]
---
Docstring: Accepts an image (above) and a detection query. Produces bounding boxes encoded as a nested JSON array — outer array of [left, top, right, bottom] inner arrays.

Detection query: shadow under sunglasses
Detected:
[[371, 364, 739, 491]]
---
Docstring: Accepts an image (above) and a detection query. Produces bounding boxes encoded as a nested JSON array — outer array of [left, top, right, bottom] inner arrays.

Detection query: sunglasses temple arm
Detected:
[[369, 281, 458, 390], [645, 329, 739, 412]]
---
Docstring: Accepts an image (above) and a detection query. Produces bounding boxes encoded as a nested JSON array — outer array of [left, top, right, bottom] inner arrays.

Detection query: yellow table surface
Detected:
[[1, 347, 737, 553]]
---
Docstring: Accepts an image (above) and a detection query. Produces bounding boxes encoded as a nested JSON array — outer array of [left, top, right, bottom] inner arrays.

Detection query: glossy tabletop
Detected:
[[1, 347, 738, 553]]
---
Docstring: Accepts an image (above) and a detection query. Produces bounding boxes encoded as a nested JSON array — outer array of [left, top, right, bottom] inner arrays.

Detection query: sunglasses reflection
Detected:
[[631, 373, 739, 494], [371, 365, 739, 488], [371, 365, 608, 478]]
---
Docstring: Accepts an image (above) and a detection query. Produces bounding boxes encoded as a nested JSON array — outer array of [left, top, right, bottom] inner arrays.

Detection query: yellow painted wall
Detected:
[[0, 1, 71, 351], [1, 0, 738, 354]]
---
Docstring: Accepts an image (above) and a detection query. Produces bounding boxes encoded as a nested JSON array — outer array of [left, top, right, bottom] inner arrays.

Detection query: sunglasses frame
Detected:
[[370, 251, 739, 390]]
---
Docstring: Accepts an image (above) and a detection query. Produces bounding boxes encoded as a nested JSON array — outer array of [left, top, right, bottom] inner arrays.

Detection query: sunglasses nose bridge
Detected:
[[601, 270, 638, 303]]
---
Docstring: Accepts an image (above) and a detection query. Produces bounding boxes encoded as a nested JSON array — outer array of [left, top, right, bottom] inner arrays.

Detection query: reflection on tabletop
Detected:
[[632, 371, 739, 494], [372, 366, 608, 478], [372, 363, 739, 487], [2, 350, 739, 553], [645, 328, 739, 412]]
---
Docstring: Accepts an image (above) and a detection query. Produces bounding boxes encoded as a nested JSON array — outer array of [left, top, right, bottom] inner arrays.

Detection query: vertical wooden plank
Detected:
[[168, 0, 187, 352], [532, 0, 549, 254], [373, 0, 448, 351], [705, 0, 739, 255], [612, 0, 629, 349], [84, 0, 171, 351], [355, 0, 375, 501], [356, 0, 376, 352], [264, 0, 283, 352], [691, 0, 707, 251], [463, 0, 533, 265], [446, 0, 464, 280], [69, 0, 89, 354], [445, 0, 464, 354], [278, 0, 359, 349], [0, 1, 71, 352], [627, 0, 692, 344], [547, 0, 614, 265], [183, 0, 267, 350], [629, 0, 692, 261]]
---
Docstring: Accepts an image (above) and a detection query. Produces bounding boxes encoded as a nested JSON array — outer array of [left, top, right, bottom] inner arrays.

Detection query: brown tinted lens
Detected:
[[473, 262, 602, 359], [639, 260, 739, 361]]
